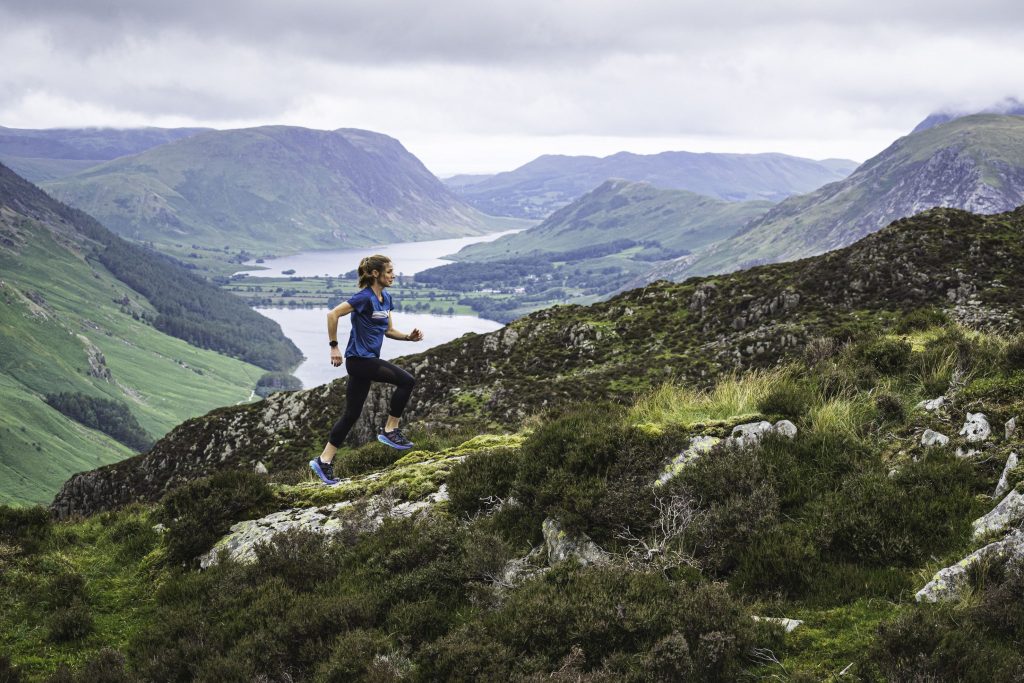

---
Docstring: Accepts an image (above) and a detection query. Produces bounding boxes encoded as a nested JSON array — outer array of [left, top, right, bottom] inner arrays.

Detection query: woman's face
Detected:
[[375, 263, 395, 287]]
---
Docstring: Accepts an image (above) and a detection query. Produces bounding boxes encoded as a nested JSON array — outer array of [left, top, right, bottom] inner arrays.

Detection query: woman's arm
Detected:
[[328, 301, 354, 366], [385, 312, 423, 341]]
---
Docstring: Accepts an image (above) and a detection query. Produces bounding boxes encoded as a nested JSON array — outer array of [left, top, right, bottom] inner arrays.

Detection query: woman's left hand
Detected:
[[407, 328, 424, 342]]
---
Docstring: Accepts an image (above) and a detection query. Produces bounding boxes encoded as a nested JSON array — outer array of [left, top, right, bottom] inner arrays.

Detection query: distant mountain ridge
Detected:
[[0, 125, 209, 181], [446, 150, 858, 218], [41, 125, 515, 252], [651, 114, 1024, 283]]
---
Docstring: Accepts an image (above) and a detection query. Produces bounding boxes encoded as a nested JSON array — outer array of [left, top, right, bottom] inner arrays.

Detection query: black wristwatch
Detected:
[[329, 340, 338, 348]]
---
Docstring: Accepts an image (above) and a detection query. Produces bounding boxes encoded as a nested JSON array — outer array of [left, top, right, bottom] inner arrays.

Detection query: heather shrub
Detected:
[[874, 391, 906, 424], [896, 307, 948, 333], [158, 469, 275, 566], [447, 447, 518, 517], [1006, 334, 1024, 372], [47, 600, 93, 642], [509, 403, 686, 545], [45, 649, 136, 683], [0, 505, 51, 554], [757, 376, 813, 420], [860, 337, 912, 375]]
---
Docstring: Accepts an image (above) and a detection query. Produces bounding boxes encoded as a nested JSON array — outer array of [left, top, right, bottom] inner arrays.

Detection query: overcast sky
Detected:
[[2, 0, 1023, 176]]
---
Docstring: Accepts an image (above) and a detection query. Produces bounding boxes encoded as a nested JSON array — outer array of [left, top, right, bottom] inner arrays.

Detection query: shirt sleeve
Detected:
[[346, 289, 370, 315]]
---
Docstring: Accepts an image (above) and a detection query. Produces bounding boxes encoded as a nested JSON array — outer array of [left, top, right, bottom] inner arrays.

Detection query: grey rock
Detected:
[[751, 616, 804, 633], [1008, 417, 1019, 440], [152, 523, 167, 534], [959, 412, 992, 443], [731, 421, 774, 448], [542, 517, 609, 567], [956, 447, 980, 459], [921, 429, 950, 448], [973, 489, 1024, 540], [995, 453, 1020, 499], [772, 420, 798, 439], [916, 530, 1024, 602], [498, 545, 548, 588], [254, 461, 268, 475], [915, 396, 946, 412], [656, 435, 721, 486]]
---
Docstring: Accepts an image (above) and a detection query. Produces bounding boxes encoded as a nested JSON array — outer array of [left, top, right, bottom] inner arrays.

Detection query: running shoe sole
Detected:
[[309, 458, 339, 485], [377, 434, 413, 450]]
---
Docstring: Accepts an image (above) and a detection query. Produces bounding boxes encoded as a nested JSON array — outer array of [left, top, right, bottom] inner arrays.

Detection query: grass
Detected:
[[629, 366, 791, 429]]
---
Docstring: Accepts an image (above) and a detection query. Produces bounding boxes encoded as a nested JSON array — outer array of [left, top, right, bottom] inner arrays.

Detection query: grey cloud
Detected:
[[4, 0, 1024, 65]]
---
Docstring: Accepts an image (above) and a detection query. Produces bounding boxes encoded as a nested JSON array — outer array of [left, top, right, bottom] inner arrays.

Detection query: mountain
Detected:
[[447, 179, 773, 264], [445, 151, 858, 218], [41, 126, 516, 252], [911, 97, 1024, 133], [0, 125, 208, 181], [652, 114, 1024, 283], [52, 204, 1024, 517], [0, 162, 301, 505]]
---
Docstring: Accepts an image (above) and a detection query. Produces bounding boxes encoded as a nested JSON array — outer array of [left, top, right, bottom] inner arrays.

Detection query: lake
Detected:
[[255, 308, 502, 389], [239, 232, 517, 388], [233, 230, 519, 278]]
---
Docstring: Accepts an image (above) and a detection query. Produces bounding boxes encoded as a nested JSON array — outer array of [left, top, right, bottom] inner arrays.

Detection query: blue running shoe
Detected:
[[309, 457, 339, 485], [378, 428, 414, 450]]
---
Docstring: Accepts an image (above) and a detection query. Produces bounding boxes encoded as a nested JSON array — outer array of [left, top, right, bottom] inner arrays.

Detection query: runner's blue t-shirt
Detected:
[[345, 288, 392, 358]]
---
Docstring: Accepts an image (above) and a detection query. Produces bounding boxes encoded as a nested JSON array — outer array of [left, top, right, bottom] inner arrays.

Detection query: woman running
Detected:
[[310, 254, 423, 484]]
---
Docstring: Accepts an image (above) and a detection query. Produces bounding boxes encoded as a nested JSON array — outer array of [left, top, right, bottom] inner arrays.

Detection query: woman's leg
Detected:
[[323, 360, 374, 459], [362, 358, 416, 429]]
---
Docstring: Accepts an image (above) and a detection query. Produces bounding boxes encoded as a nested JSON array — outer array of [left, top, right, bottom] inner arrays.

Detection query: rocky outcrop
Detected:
[[916, 530, 1024, 602], [542, 517, 610, 567], [916, 396, 946, 412], [921, 429, 950, 448], [972, 490, 1024, 540], [199, 486, 449, 569], [994, 453, 1019, 499], [959, 413, 992, 443]]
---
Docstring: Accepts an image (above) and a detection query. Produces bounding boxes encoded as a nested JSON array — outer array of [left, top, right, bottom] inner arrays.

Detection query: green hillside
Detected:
[[661, 114, 1024, 281], [450, 179, 772, 261], [0, 163, 300, 506], [41, 126, 513, 252], [448, 150, 856, 218]]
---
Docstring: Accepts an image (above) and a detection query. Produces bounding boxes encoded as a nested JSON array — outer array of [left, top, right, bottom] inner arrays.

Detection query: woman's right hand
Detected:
[[330, 348, 343, 367]]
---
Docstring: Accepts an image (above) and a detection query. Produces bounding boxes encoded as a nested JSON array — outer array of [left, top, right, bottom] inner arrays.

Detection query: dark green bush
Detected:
[[447, 448, 518, 517], [867, 602, 1024, 683], [0, 654, 23, 683], [42, 571, 86, 609], [510, 404, 686, 544], [813, 454, 981, 567], [47, 600, 93, 642], [896, 307, 948, 333], [45, 649, 136, 683], [757, 380, 812, 419], [158, 469, 275, 566], [1005, 335, 1024, 373], [0, 505, 51, 554], [422, 566, 762, 682], [860, 338, 912, 375], [874, 392, 906, 424], [104, 514, 160, 561]]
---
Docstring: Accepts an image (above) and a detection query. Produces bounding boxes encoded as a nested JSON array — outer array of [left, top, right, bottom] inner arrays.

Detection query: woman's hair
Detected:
[[357, 254, 391, 289]]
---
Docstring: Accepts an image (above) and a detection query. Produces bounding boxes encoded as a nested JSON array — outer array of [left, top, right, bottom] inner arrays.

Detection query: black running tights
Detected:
[[328, 356, 416, 447]]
